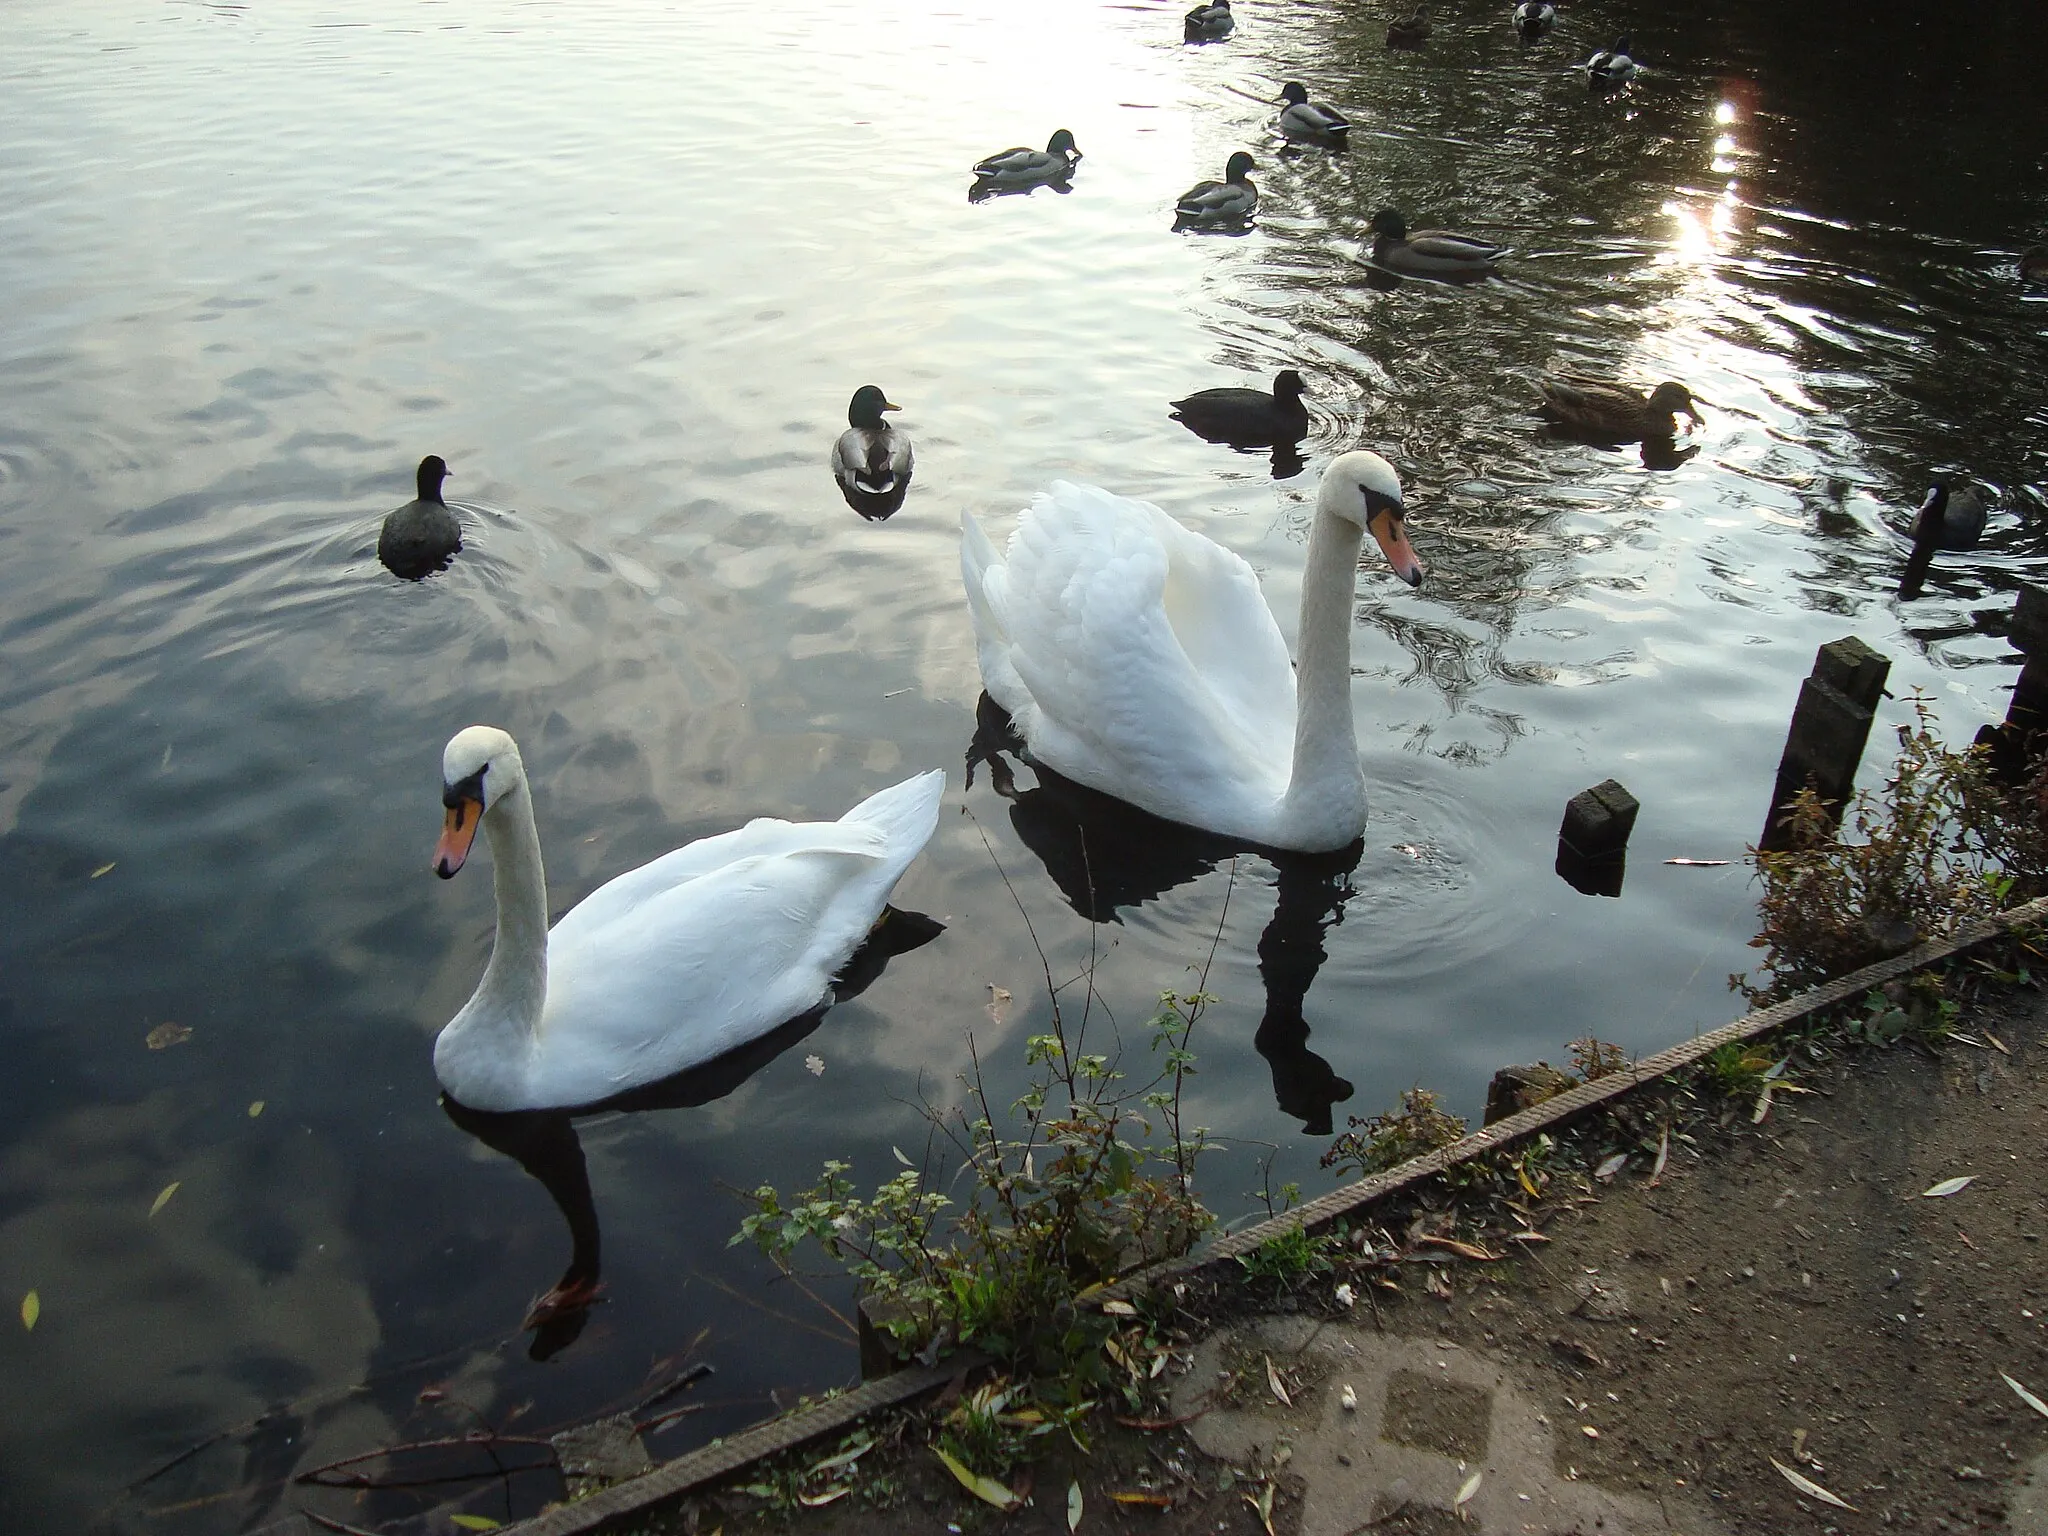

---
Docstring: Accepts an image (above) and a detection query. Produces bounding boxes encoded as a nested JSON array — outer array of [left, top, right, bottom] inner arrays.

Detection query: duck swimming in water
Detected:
[[1174, 152, 1258, 230], [1184, 0, 1233, 40], [972, 129, 1081, 191], [1276, 83, 1350, 146], [377, 455, 461, 580], [1897, 483, 1988, 598], [1368, 208, 1506, 281], [1537, 375, 1703, 442]]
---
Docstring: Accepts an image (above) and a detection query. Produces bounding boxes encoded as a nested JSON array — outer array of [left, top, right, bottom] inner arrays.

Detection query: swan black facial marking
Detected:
[[443, 766, 486, 809]]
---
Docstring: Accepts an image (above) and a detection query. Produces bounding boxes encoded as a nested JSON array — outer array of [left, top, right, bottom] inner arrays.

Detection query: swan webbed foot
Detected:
[[523, 1274, 605, 1332]]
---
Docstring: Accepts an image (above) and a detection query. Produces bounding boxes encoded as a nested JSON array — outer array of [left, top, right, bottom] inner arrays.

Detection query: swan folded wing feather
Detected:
[[988, 485, 1292, 827], [537, 839, 898, 1103]]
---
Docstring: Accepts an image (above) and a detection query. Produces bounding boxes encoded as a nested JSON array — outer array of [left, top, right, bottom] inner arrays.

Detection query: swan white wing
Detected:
[[970, 484, 1296, 827]]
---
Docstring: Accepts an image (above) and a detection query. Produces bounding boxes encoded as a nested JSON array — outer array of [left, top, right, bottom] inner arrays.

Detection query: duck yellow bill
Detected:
[[434, 799, 482, 878], [1371, 511, 1426, 588]]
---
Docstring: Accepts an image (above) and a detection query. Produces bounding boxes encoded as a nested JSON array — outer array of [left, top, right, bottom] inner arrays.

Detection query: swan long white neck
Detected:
[[1277, 492, 1368, 849], [436, 773, 549, 1101]]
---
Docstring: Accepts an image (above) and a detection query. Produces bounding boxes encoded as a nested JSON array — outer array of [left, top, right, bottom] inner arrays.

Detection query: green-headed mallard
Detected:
[[1184, 0, 1233, 41], [1277, 83, 1350, 145], [378, 454, 461, 580], [1586, 34, 1640, 88], [973, 129, 1081, 189], [1513, 1, 1555, 40], [1385, 4, 1431, 48], [831, 385, 913, 498], [1174, 152, 1258, 229], [1369, 208, 1505, 281], [1537, 375, 1702, 441]]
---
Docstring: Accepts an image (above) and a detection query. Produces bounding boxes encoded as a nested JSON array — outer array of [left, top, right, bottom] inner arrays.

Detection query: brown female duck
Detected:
[[1385, 3, 1431, 47], [1537, 375, 1703, 441]]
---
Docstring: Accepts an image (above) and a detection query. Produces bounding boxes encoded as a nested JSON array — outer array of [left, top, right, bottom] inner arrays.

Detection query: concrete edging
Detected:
[[490, 893, 2048, 1533]]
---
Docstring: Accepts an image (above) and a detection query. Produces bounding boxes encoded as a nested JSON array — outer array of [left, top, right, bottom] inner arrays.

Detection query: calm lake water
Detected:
[[3, 0, 2045, 1528]]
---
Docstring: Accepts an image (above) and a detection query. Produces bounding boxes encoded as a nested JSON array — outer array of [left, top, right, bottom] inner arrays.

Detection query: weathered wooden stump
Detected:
[[1759, 636, 1890, 851], [1555, 779, 1638, 896], [1483, 1062, 1575, 1125]]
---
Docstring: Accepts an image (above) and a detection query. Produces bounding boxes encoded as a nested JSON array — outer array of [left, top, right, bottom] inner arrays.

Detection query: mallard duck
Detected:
[[1385, 4, 1431, 47], [960, 453, 1424, 852], [1368, 208, 1505, 281], [1174, 152, 1258, 229], [2021, 245, 2048, 284], [1537, 375, 1702, 441], [1513, 0, 1555, 39], [428, 726, 945, 1111], [377, 454, 461, 580], [1897, 483, 1989, 597], [973, 129, 1081, 189], [1277, 83, 1350, 145], [1586, 34, 1639, 88], [830, 385, 913, 498], [1184, 0, 1233, 40], [1170, 369, 1311, 449]]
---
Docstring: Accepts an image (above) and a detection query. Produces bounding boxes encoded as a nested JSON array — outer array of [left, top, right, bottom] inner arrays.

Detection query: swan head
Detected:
[[435, 725, 524, 878], [848, 385, 902, 430], [1322, 451, 1423, 588]]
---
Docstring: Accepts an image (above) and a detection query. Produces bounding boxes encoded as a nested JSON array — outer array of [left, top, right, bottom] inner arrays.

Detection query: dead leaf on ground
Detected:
[[933, 1446, 1018, 1510], [91, 862, 117, 879], [1648, 1125, 1670, 1186], [1769, 1455, 1857, 1510], [804, 1054, 825, 1076], [1594, 1152, 1629, 1181], [1921, 1175, 1976, 1199], [149, 1182, 181, 1218], [1243, 1483, 1275, 1535], [985, 985, 1012, 1027], [1455, 1470, 1482, 1513], [1416, 1234, 1502, 1262], [797, 1485, 851, 1507], [145, 1023, 192, 1051], [2002, 1372, 2048, 1421], [1067, 1479, 1083, 1533], [1111, 1491, 1173, 1508], [1264, 1355, 1291, 1406]]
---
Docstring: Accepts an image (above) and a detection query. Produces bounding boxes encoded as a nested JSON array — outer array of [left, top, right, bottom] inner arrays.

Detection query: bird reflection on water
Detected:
[[967, 695, 1360, 1135], [441, 910, 942, 1361]]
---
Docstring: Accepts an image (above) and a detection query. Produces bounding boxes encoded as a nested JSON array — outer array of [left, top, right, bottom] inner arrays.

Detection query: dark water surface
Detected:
[[3, 0, 2046, 1528]]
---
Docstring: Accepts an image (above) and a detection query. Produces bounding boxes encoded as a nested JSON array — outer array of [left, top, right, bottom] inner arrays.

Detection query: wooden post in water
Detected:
[[1974, 583, 2048, 783], [1759, 636, 1890, 851]]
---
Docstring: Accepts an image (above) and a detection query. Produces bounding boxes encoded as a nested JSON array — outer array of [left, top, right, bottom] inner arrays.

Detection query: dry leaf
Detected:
[[1769, 1455, 1857, 1510], [1455, 1470, 1482, 1511], [1594, 1153, 1629, 1181], [1067, 1479, 1083, 1533], [247, 1101, 264, 1118], [145, 1023, 191, 1051], [91, 862, 116, 879], [807, 1436, 872, 1475], [1507, 1230, 1551, 1245], [1416, 1234, 1501, 1262], [805, 1054, 825, 1077], [2002, 1372, 2048, 1420], [1921, 1175, 1976, 1199], [1985, 1030, 2011, 1055], [797, 1485, 851, 1507], [1340, 1384, 1357, 1411], [892, 1145, 914, 1167], [21, 1291, 39, 1331], [1265, 1355, 1291, 1407], [985, 985, 1012, 1027], [1112, 1491, 1173, 1508], [1101, 1298, 1137, 1316], [933, 1446, 1018, 1510], [149, 1182, 181, 1218], [1648, 1126, 1670, 1187], [1245, 1481, 1275, 1535]]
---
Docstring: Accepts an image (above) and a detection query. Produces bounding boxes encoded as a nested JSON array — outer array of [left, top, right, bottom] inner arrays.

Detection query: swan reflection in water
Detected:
[[967, 695, 1359, 1135], [441, 909, 943, 1361]]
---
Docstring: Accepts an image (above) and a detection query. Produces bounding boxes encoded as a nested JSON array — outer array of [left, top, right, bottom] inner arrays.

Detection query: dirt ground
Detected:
[[626, 974, 2048, 1536]]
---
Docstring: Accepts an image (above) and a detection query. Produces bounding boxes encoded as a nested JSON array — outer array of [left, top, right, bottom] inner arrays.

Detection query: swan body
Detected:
[[1385, 4, 1431, 47], [1170, 368, 1310, 448], [377, 455, 461, 579], [1277, 83, 1350, 145], [959, 452, 1423, 852], [973, 129, 1081, 188], [1586, 34, 1639, 87], [1184, 0, 1233, 40], [1369, 208, 1506, 280], [1175, 152, 1258, 229], [831, 385, 913, 497], [1537, 375, 1702, 441], [429, 726, 944, 1111], [1513, 0, 1555, 39]]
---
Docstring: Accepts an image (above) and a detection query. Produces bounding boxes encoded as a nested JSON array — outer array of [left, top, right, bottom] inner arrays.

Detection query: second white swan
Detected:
[[429, 726, 944, 1112], [960, 451, 1421, 853]]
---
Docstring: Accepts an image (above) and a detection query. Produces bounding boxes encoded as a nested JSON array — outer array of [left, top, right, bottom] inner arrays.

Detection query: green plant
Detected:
[[1742, 697, 2048, 1001], [1568, 1037, 1629, 1081], [1844, 974, 1959, 1048], [1236, 1223, 1331, 1283], [1319, 1087, 1469, 1179], [1703, 1041, 1774, 1100], [732, 986, 1216, 1385]]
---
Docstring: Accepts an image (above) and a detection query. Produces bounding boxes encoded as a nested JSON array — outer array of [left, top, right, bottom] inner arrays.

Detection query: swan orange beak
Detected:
[[434, 798, 482, 879], [1370, 509, 1426, 588]]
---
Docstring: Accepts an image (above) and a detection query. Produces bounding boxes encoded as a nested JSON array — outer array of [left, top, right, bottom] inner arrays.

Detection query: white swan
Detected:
[[429, 726, 944, 1111], [960, 451, 1421, 853]]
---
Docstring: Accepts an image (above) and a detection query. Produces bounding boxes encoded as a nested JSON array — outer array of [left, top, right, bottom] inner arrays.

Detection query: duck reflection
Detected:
[[967, 696, 1358, 1134], [441, 909, 942, 1361]]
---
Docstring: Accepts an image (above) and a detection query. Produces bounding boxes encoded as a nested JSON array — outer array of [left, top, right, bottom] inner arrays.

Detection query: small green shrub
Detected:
[[1319, 1087, 1469, 1179], [1236, 1224, 1330, 1283]]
